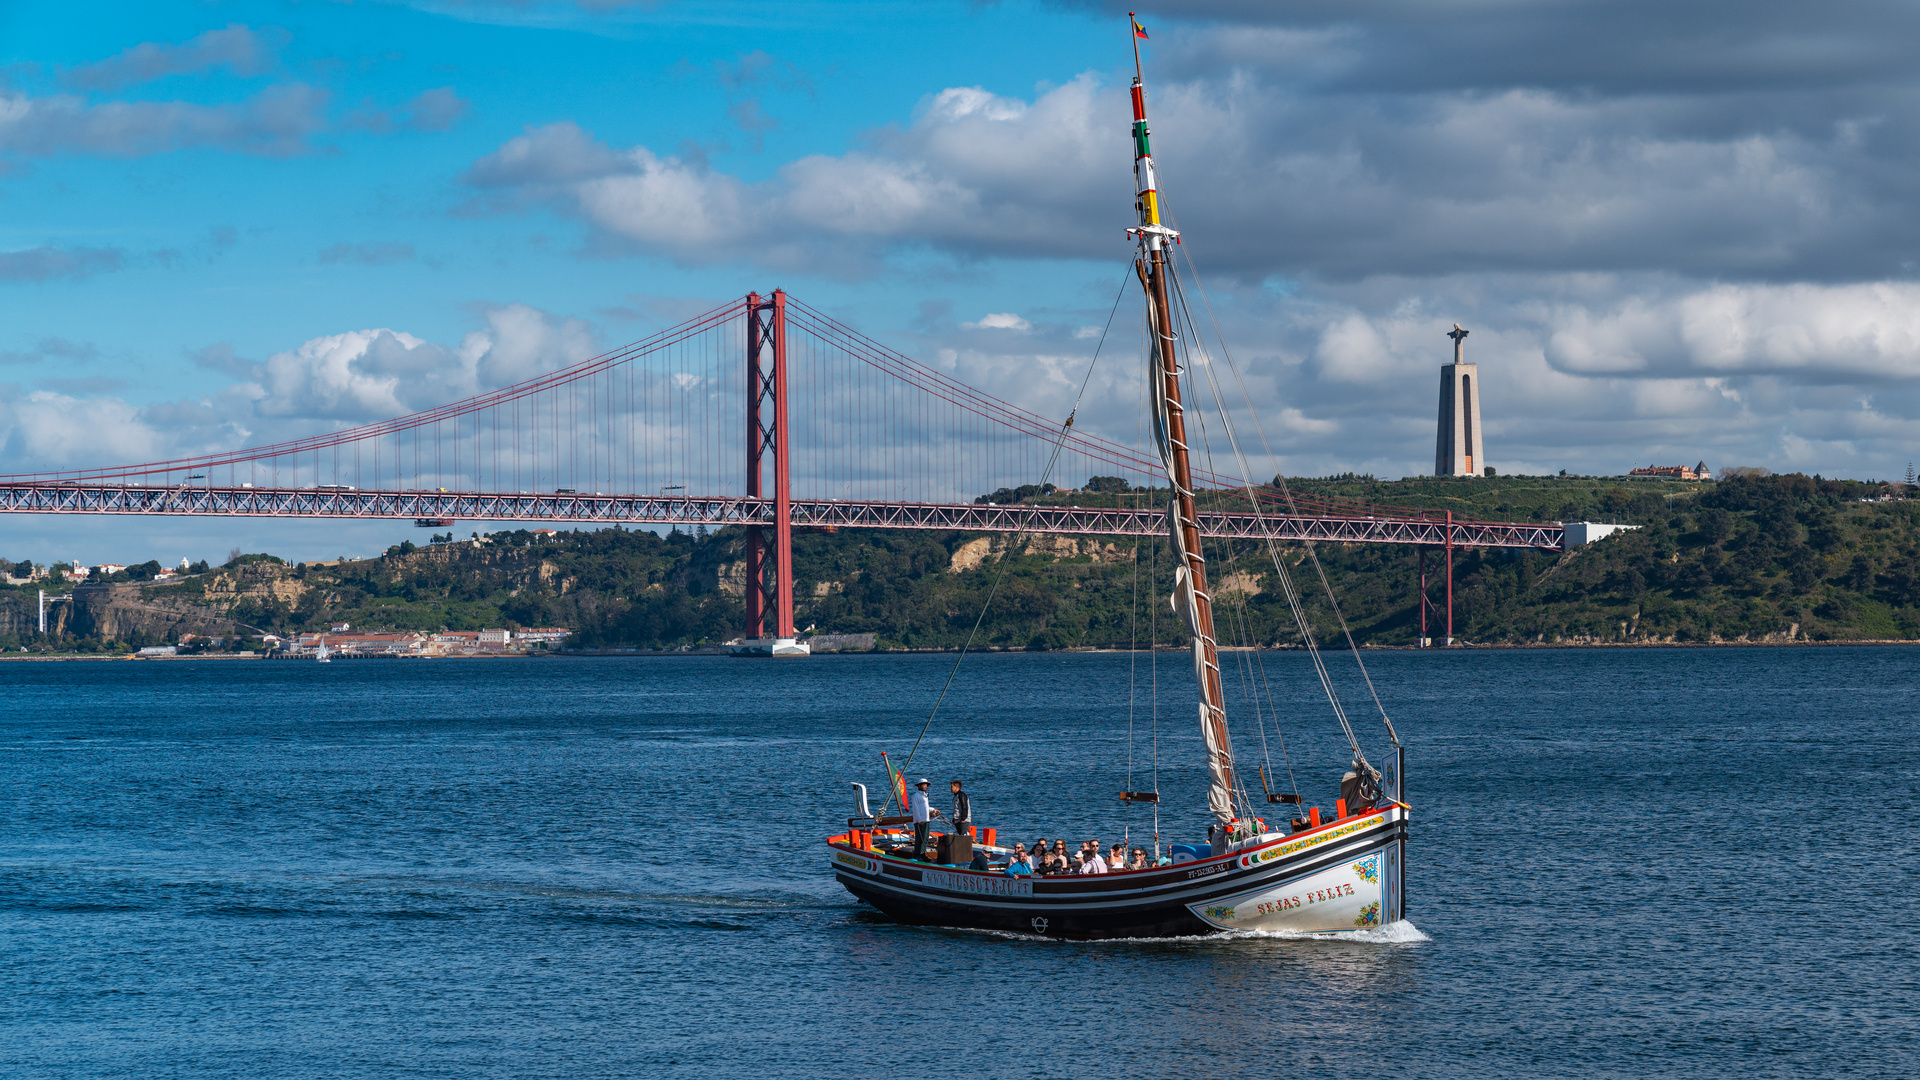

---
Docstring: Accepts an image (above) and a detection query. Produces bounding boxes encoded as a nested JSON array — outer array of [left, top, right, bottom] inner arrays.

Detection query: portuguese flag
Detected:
[[883, 752, 907, 812]]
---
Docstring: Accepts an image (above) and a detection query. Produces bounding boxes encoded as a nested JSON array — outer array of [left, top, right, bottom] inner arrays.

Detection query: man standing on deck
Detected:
[[910, 778, 934, 860], [949, 779, 972, 839]]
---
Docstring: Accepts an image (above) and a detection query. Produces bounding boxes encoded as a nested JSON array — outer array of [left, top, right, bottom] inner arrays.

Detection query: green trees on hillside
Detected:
[[14, 473, 1914, 650]]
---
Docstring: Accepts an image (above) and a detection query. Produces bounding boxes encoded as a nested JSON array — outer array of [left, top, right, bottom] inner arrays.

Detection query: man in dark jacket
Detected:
[[949, 779, 972, 838]]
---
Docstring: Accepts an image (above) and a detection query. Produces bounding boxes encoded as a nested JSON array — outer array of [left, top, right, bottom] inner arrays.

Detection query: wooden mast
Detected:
[[1128, 17, 1238, 834], [1140, 249, 1237, 831]]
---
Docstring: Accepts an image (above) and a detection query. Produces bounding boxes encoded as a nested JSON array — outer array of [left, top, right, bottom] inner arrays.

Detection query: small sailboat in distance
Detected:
[[315, 640, 331, 663], [824, 17, 1409, 939]]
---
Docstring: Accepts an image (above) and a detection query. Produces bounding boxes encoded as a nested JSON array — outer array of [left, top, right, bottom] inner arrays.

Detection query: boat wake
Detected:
[[943, 918, 1428, 946], [1221, 919, 1429, 945]]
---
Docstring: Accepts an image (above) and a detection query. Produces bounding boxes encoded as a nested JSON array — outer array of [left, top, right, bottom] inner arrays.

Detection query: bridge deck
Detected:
[[0, 484, 1564, 550]]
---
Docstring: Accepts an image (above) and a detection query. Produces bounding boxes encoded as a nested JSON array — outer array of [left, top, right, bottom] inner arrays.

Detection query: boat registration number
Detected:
[[922, 868, 1034, 897]]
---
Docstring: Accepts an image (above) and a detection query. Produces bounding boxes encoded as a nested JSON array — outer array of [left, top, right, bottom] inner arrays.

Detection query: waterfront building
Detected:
[[1628, 462, 1711, 480]]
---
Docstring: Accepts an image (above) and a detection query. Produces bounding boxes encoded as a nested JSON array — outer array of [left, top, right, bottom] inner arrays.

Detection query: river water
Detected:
[[3, 647, 1915, 1078]]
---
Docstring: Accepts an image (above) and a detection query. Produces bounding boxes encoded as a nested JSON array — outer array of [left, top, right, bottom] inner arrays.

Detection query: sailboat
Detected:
[[315, 640, 331, 663], [825, 19, 1408, 939]]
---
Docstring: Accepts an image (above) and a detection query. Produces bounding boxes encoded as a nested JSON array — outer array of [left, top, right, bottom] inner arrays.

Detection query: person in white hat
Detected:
[[910, 778, 935, 860]]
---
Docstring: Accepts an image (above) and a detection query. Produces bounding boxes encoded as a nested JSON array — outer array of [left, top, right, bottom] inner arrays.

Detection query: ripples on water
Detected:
[[2, 648, 1915, 1078]]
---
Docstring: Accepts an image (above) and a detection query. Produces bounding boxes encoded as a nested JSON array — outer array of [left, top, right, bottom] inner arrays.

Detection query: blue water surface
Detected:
[[2, 647, 1915, 1079]]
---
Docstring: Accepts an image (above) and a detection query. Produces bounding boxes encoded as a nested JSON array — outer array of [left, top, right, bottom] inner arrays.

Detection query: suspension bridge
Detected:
[[0, 291, 1561, 644]]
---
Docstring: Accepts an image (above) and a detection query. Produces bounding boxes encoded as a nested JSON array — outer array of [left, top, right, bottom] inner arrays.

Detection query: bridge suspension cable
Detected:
[[0, 290, 1550, 543]]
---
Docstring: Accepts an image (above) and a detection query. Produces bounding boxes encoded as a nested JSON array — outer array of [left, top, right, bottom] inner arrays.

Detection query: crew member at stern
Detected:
[[910, 778, 935, 859], [949, 779, 971, 836]]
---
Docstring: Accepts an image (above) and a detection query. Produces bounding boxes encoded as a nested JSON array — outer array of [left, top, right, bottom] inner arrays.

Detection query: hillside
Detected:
[[2, 473, 1915, 651]]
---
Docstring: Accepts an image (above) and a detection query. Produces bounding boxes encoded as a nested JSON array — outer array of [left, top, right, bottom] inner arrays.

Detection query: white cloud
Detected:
[[403, 87, 469, 132], [0, 391, 165, 466], [63, 24, 284, 91], [252, 329, 451, 421], [0, 245, 125, 282], [0, 304, 605, 474], [964, 312, 1032, 331], [467, 303, 599, 387], [463, 121, 633, 188], [0, 84, 329, 159], [461, 76, 1118, 270], [239, 304, 598, 421], [345, 87, 473, 135], [458, 64, 1920, 285], [1546, 283, 1920, 380]]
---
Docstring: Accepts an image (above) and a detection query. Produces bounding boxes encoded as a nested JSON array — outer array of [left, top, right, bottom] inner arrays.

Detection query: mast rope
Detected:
[[1163, 260, 1368, 762], [1153, 281, 1260, 824], [1171, 240, 1401, 748]]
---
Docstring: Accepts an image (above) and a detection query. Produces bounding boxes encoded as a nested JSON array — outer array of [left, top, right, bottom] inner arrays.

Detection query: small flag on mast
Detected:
[[1132, 16, 1149, 40]]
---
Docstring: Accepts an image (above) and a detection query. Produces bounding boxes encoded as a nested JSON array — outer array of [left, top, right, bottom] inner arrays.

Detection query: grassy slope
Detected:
[[1271, 473, 1919, 644], [3, 474, 1914, 649]]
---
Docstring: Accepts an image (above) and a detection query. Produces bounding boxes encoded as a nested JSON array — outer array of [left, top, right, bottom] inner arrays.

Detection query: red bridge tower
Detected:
[[738, 291, 803, 656]]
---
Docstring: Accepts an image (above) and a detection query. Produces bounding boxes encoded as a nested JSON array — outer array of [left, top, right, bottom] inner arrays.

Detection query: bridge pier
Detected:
[[1418, 546, 1429, 648], [738, 290, 803, 657], [1415, 513, 1456, 647]]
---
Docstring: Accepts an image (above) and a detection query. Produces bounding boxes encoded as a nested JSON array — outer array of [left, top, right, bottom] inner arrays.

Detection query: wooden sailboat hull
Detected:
[[830, 805, 1407, 940]]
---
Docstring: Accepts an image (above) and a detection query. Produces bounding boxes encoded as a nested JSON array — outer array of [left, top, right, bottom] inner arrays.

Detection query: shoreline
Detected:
[[5, 638, 1918, 661]]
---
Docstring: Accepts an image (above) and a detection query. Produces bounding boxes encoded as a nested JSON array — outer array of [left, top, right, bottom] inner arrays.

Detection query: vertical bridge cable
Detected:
[[0, 300, 745, 487]]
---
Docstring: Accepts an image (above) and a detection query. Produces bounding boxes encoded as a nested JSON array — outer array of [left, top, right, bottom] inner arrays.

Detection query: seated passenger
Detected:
[[1069, 853, 1086, 874], [1130, 847, 1148, 870], [1083, 847, 1108, 874], [1108, 843, 1126, 870], [971, 847, 992, 871], [1004, 844, 1033, 876]]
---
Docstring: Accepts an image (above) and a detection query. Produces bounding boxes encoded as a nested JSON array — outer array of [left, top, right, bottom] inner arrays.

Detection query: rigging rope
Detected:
[[1171, 242, 1402, 749], [1168, 301, 1263, 824], [1162, 258, 1368, 764]]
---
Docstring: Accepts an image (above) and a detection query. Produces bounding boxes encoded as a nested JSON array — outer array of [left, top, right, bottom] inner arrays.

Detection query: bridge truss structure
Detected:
[[0, 483, 1562, 550]]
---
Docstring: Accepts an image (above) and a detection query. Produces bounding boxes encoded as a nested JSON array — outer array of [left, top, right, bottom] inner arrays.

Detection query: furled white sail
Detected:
[[1143, 283, 1238, 831]]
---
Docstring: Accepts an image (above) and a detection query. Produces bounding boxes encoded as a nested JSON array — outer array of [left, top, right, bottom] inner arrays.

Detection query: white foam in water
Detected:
[[1218, 919, 1430, 944], [948, 919, 1429, 945]]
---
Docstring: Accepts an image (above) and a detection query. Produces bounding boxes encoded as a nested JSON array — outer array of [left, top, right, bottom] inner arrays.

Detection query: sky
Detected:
[[4, 0, 1920, 564]]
